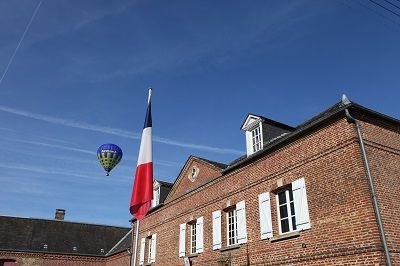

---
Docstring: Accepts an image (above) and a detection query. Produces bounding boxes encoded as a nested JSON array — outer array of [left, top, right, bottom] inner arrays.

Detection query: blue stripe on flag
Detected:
[[143, 100, 152, 128]]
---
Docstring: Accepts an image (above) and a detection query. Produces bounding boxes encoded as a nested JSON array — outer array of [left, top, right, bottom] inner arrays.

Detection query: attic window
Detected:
[[188, 166, 199, 182], [251, 125, 262, 152], [151, 185, 160, 208]]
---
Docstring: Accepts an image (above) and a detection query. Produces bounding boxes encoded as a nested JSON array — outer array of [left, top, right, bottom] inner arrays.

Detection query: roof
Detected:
[[0, 216, 130, 256], [156, 180, 174, 188], [240, 113, 295, 131], [194, 156, 228, 169], [224, 100, 400, 173], [106, 229, 132, 256]]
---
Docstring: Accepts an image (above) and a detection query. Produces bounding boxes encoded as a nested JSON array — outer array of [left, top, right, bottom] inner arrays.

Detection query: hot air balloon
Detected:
[[97, 144, 123, 176]]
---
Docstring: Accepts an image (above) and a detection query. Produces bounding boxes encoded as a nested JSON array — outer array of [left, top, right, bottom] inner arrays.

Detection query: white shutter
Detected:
[[292, 177, 311, 230], [139, 238, 145, 265], [236, 201, 247, 244], [196, 217, 204, 253], [258, 192, 273, 239], [179, 223, 186, 257], [245, 131, 253, 156], [212, 210, 221, 250], [150, 234, 157, 262]]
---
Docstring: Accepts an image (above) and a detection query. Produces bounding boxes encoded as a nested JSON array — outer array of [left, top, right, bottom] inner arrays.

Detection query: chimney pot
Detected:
[[55, 209, 65, 220]]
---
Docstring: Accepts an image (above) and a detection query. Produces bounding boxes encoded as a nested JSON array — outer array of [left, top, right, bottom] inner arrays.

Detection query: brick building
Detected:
[[0, 181, 173, 266], [132, 97, 399, 265], [1, 97, 399, 265]]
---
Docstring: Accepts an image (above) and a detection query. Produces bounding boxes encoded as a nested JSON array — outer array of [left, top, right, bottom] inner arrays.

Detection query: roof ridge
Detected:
[[0, 215, 130, 229], [106, 228, 133, 256]]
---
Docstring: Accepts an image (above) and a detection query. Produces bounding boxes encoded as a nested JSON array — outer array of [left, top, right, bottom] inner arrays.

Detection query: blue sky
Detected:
[[0, 0, 399, 227]]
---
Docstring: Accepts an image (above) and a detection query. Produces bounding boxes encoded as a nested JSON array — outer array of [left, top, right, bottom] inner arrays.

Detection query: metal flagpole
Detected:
[[132, 220, 140, 266]]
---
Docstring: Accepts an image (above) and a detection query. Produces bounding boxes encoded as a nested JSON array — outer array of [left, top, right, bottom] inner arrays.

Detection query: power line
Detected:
[[382, 0, 400, 10], [350, 0, 400, 28], [367, 0, 400, 18], [0, 0, 43, 87]]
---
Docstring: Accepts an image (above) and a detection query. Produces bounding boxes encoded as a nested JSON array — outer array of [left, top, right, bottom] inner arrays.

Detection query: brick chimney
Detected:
[[55, 209, 65, 220]]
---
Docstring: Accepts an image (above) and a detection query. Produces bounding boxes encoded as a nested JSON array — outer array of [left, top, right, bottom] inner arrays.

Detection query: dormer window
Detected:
[[241, 115, 264, 157], [151, 182, 160, 208], [241, 114, 294, 157], [251, 125, 262, 153]]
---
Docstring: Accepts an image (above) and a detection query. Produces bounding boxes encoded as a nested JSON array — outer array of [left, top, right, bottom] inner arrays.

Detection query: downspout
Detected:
[[344, 103, 392, 266]]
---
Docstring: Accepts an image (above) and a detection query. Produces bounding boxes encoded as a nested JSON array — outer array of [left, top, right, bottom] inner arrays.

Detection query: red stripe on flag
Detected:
[[130, 162, 153, 220]]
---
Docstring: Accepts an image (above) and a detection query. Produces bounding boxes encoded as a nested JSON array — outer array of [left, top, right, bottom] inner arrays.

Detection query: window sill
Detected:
[[188, 253, 198, 258], [220, 244, 240, 252], [270, 231, 300, 243]]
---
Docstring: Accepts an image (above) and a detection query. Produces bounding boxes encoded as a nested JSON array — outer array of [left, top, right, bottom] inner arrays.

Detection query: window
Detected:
[[0, 260, 16, 266], [227, 209, 238, 246], [179, 217, 203, 257], [147, 237, 153, 264], [190, 222, 196, 254], [251, 126, 262, 152], [275, 178, 311, 235], [141, 234, 156, 265], [213, 201, 247, 250], [277, 188, 296, 234], [151, 186, 160, 208]]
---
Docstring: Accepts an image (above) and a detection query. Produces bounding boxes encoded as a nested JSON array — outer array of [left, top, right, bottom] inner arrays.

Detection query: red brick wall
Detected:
[[105, 252, 130, 266], [166, 157, 223, 203], [133, 117, 389, 265], [0, 251, 106, 266], [360, 117, 400, 265]]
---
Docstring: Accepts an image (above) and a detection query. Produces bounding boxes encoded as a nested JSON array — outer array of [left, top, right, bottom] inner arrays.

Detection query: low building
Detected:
[[0, 180, 174, 266]]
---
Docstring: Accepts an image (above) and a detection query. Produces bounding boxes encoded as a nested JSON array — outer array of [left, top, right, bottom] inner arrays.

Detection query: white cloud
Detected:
[[0, 105, 243, 155]]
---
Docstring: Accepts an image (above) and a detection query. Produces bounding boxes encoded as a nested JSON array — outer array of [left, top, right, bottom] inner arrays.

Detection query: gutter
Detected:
[[343, 96, 392, 266]]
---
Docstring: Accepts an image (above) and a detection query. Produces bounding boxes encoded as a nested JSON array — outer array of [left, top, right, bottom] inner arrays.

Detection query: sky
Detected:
[[0, 0, 400, 227]]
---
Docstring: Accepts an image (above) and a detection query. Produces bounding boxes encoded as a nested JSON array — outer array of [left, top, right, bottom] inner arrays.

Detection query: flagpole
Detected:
[[132, 220, 140, 266]]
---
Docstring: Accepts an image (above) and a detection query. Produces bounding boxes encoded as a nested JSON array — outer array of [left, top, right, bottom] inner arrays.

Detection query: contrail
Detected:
[[0, 105, 243, 155], [0, 0, 43, 86]]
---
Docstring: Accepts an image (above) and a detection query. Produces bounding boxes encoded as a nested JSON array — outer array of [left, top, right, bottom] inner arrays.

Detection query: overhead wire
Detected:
[[382, 0, 400, 10], [0, 0, 43, 87], [367, 0, 400, 18], [350, 0, 400, 28]]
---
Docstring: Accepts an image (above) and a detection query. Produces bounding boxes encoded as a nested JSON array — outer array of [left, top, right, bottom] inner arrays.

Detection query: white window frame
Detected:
[[151, 186, 160, 208], [276, 187, 297, 234], [251, 124, 262, 153], [226, 208, 238, 246], [190, 222, 197, 254], [147, 236, 153, 263]]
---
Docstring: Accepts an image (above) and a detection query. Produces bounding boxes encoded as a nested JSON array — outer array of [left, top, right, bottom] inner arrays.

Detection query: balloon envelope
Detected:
[[97, 144, 123, 176]]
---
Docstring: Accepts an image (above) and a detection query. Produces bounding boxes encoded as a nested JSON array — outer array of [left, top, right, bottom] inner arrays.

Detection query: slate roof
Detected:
[[240, 113, 295, 131], [106, 229, 132, 256], [224, 100, 400, 173], [192, 156, 228, 169], [0, 216, 130, 256], [156, 180, 174, 188]]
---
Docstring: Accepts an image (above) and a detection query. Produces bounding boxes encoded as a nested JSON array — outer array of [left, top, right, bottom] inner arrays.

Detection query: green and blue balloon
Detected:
[[97, 144, 123, 176]]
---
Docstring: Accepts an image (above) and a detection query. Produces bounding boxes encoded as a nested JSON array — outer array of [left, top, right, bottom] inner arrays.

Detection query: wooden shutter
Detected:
[[196, 216, 204, 253], [292, 177, 311, 230], [179, 223, 186, 257], [258, 192, 273, 239], [139, 238, 145, 265], [150, 234, 157, 262], [236, 200, 247, 244], [212, 210, 222, 250]]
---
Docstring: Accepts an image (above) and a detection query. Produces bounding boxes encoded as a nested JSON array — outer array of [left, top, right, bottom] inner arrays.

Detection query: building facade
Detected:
[[133, 99, 400, 265]]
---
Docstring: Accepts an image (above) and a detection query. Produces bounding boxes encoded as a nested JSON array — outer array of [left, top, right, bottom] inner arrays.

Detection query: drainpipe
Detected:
[[343, 101, 392, 266]]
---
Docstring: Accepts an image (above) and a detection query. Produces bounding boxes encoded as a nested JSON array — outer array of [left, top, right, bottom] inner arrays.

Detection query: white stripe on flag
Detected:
[[137, 127, 152, 165]]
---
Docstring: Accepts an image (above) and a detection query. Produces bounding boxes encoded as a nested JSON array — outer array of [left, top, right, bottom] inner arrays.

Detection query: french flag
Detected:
[[130, 89, 153, 220]]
